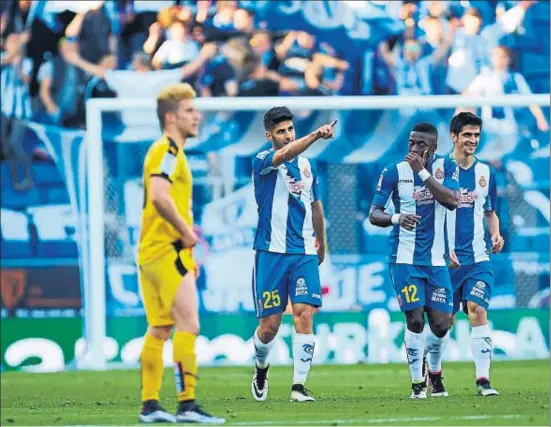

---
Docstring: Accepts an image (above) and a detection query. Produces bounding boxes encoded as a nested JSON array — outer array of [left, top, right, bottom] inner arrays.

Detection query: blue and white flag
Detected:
[[242, 0, 404, 58], [25, 0, 63, 32]]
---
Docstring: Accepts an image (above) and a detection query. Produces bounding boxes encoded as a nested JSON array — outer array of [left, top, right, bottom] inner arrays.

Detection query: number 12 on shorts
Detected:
[[262, 290, 281, 309], [401, 284, 419, 304]]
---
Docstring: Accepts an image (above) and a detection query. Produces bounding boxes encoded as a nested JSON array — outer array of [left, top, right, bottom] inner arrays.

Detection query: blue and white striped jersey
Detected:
[[446, 158, 497, 265], [252, 149, 320, 255], [372, 154, 460, 266], [0, 53, 33, 119]]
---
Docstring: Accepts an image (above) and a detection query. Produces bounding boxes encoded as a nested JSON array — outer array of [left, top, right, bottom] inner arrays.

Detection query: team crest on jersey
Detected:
[[479, 176, 487, 187], [412, 185, 434, 205], [434, 168, 444, 180], [303, 167, 311, 178]]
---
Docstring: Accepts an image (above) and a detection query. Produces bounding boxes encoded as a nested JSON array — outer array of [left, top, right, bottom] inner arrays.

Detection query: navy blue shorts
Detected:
[[252, 251, 322, 318], [450, 261, 494, 314], [389, 264, 453, 314]]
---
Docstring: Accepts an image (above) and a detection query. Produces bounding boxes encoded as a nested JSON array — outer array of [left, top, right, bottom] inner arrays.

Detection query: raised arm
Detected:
[[406, 153, 460, 210], [272, 120, 337, 167], [143, 22, 161, 55], [60, 40, 108, 79], [65, 12, 86, 38], [180, 43, 218, 80]]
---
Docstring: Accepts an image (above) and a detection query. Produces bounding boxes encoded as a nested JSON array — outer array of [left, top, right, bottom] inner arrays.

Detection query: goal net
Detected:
[[77, 94, 548, 369]]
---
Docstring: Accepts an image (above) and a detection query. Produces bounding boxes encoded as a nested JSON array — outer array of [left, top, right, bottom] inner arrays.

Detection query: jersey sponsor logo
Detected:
[[431, 287, 447, 304], [303, 167, 311, 179], [295, 277, 308, 296], [458, 187, 478, 208], [470, 280, 487, 301], [285, 175, 306, 196], [434, 168, 445, 180], [412, 185, 434, 205], [399, 179, 413, 184], [479, 176, 487, 187]]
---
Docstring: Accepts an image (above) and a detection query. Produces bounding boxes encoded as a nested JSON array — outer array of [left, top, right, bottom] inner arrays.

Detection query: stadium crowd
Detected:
[[0, 0, 548, 188]]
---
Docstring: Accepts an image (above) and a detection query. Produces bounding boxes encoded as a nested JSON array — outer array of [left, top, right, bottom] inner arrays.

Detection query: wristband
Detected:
[[391, 214, 400, 225], [418, 169, 431, 182]]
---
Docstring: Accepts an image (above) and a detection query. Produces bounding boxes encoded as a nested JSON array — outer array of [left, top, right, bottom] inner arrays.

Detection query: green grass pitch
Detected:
[[1, 360, 549, 426]]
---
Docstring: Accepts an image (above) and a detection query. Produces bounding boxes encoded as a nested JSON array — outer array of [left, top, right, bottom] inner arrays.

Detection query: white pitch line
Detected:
[[230, 414, 523, 426], [52, 414, 525, 427]]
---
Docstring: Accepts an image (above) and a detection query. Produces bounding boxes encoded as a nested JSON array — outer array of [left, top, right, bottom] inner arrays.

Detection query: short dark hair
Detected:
[[263, 106, 293, 131], [450, 112, 483, 135], [412, 122, 438, 138], [464, 7, 482, 20]]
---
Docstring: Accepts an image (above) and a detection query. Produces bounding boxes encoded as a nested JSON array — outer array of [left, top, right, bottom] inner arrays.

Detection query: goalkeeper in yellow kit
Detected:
[[137, 83, 224, 424]]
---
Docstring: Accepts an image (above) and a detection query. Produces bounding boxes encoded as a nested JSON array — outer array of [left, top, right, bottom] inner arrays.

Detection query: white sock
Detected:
[[425, 330, 449, 373], [292, 333, 315, 385], [253, 329, 274, 368], [405, 329, 425, 383], [471, 324, 492, 380]]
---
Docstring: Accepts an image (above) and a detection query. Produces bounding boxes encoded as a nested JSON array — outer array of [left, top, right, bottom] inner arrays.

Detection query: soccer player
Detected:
[[369, 123, 460, 399], [250, 106, 334, 402], [137, 83, 224, 424], [446, 112, 504, 396]]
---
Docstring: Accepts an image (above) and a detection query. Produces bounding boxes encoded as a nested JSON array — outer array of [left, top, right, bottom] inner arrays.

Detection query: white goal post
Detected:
[[83, 94, 549, 370]]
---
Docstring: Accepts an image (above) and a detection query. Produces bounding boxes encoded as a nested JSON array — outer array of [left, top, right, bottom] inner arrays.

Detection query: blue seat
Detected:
[[43, 187, 70, 204], [35, 240, 78, 258], [0, 238, 32, 258], [32, 163, 64, 186]]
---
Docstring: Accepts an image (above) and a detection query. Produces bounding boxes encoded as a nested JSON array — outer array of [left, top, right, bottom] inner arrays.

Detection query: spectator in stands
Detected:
[[199, 39, 246, 97], [232, 8, 255, 36], [0, 31, 33, 189], [275, 31, 349, 96], [379, 32, 452, 96], [59, 39, 216, 100], [238, 52, 293, 97], [459, 45, 549, 159], [249, 30, 280, 71], [76, 1, 114, 65], [34, 51, 63, 125], [209, 0, 238, 32], [419, 16, 450, 95], [306, 42, 348, 96], [151, 19, 200, 70], [446, 1, 536, 94], [275, 31, 315, 95]]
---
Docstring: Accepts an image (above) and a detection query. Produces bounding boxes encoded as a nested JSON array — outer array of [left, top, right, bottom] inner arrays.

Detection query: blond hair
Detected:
[[156, 83, 196, 129]]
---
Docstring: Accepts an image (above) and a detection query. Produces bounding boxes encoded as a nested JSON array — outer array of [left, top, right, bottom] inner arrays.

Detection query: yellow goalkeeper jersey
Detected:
[[137, 135, 193, 265]]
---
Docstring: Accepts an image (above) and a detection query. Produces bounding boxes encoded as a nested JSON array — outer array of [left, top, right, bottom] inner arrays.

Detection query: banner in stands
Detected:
[[244, 0, 404, 58], [2, 310, 549, 372]]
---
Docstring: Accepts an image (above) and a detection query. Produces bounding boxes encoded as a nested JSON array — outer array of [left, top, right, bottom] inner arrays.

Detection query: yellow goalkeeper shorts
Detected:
[[138, 246, 195, 327]]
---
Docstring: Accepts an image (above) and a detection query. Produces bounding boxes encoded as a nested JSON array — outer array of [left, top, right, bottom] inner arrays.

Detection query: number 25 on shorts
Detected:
[[262, 290, 281, 309], [401, 284, 419, 304]]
